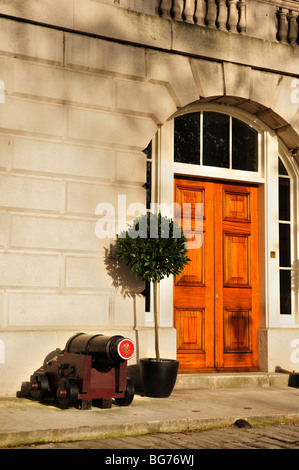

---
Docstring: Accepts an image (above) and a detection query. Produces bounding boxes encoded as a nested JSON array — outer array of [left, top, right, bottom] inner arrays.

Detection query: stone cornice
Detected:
[[0, 0, 298, 76]]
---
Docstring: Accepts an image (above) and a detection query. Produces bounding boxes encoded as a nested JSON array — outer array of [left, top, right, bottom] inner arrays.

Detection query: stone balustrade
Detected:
[[159, 0, 246, 34], [158, 1, 299, 45], [112, 0, 299, 46], [277, 6, 299, 45]]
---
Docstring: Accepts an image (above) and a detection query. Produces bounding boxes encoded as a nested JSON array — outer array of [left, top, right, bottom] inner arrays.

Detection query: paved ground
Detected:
[[9, 423, 299, 450], [3, 383, 299, 449]]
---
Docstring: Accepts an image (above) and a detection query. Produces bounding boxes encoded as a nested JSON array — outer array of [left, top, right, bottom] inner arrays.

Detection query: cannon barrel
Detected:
[[65, 333, 135, 366]]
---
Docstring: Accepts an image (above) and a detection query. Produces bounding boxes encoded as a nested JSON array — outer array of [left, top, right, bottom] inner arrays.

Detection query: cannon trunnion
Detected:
[[18, 333, 135, 409]]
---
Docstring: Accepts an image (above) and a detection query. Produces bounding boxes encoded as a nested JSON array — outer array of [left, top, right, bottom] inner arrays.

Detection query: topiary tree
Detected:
[[115, 212, 190, 362]]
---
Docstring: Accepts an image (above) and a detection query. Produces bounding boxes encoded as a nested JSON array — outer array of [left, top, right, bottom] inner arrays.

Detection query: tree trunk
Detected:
[[153, 281, 160, 361]]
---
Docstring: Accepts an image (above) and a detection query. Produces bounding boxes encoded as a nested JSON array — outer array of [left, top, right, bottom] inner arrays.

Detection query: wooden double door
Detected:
[[174, 178, 259, 372]]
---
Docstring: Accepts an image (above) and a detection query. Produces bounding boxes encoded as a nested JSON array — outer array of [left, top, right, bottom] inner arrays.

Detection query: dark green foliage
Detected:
[[116, 212, 190, 283], [115, 212, 190, 362]]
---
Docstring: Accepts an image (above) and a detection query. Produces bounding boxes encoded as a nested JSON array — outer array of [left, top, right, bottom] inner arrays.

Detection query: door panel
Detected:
[[174, 178, 259, 372], [223, 233, 250, 286], [223, 309, 251, 353], [214, 182, 259, 370], [174, 179, 215, 371], [176, 308, 205, 352]]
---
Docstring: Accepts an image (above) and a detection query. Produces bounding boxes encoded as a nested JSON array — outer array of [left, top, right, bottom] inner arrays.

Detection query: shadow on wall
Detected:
[[104, 242, 145, 392], [104, 242, 144, 297]]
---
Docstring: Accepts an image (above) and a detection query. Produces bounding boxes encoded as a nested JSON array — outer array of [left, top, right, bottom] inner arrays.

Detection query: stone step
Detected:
[[174, 372, 292, 390]]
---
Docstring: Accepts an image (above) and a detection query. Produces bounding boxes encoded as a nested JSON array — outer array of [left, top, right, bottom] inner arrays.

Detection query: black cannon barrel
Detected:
[[65, 333, 135, 366]]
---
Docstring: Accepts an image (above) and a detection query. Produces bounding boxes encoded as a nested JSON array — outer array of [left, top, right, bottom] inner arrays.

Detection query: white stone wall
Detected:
[[0, 18, 166, 396]]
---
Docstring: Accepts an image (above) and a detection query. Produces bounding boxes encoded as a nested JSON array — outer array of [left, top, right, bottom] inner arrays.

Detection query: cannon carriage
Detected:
[[18, 333, 135, 409]]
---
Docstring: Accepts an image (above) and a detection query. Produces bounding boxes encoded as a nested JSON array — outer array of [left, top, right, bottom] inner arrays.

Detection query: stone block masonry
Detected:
[[0, 18, 63, 65], [0, 15, 162, 396]]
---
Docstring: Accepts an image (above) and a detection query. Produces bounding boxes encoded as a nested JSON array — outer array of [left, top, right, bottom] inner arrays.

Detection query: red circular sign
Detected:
[[118, 339, 135, 360]]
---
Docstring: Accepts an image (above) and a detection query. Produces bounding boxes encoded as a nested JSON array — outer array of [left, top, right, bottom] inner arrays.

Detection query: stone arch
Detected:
[[147, 52, 299, 163]]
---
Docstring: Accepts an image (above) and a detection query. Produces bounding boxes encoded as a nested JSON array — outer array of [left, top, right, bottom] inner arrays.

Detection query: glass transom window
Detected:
[[174, 111, 259, 172]]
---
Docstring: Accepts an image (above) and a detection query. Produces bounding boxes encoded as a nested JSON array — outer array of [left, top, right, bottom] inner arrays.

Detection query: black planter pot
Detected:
[[140, 358, 179, 398]]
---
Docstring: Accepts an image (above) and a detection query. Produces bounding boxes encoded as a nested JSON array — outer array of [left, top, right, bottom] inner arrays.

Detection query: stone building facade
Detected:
[[0, 0, 298, 396]]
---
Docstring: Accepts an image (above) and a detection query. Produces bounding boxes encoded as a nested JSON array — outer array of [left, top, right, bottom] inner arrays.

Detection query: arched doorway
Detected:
[[154, 103, 298, 373]]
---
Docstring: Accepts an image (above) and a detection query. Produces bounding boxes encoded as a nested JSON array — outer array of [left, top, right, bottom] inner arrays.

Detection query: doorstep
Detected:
[[174, 372, 291, 390]]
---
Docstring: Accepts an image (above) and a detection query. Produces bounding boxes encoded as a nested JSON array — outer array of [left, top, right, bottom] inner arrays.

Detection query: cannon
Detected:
[[17, 333, 135, 409]]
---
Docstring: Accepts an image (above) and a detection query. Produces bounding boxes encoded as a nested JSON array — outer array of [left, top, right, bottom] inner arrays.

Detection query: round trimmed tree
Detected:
[[116, 212, 190, 362]]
